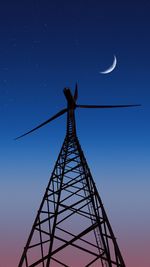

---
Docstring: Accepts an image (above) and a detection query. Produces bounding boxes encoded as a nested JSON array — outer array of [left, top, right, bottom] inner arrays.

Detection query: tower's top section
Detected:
[[15, 84, 141, 140], [64, 83, 78, 111], [63, 87, 78, 137], [64, 88, 76, 110]]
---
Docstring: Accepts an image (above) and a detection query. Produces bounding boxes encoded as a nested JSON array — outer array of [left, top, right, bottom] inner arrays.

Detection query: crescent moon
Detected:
[[100, 55, 117, 74]]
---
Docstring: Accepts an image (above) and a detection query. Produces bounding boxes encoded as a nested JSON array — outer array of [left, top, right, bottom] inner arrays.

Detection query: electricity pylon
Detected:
[[17, 85, 140, 267]]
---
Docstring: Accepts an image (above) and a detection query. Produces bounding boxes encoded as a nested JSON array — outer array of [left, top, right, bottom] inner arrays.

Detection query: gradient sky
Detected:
[[0, 1, 150, 266]]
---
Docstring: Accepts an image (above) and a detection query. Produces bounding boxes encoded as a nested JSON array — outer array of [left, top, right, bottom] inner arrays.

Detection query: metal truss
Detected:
[[18, 88, 126, 267]]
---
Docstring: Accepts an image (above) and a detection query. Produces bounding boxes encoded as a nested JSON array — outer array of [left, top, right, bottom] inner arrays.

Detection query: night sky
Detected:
[[0, 1, 150, 266]]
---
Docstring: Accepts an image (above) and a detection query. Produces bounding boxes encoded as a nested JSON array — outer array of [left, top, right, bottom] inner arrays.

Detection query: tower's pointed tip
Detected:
[[74, 83, 78, 101]]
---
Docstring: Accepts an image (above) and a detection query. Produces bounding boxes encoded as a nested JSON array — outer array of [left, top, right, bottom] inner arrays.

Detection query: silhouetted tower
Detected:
[[17, 85, 140, 267]]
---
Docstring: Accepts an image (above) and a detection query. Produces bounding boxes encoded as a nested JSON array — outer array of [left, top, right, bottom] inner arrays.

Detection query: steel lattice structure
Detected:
[[17, 86, 139, 267]]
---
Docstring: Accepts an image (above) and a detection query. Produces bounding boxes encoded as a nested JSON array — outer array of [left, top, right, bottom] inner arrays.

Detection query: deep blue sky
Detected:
[[0, 1, 150, 267]]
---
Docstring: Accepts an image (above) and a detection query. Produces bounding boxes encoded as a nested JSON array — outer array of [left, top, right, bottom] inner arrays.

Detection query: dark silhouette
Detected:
[[17, 85, 140, 267], [15, 84, 140, 140]]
